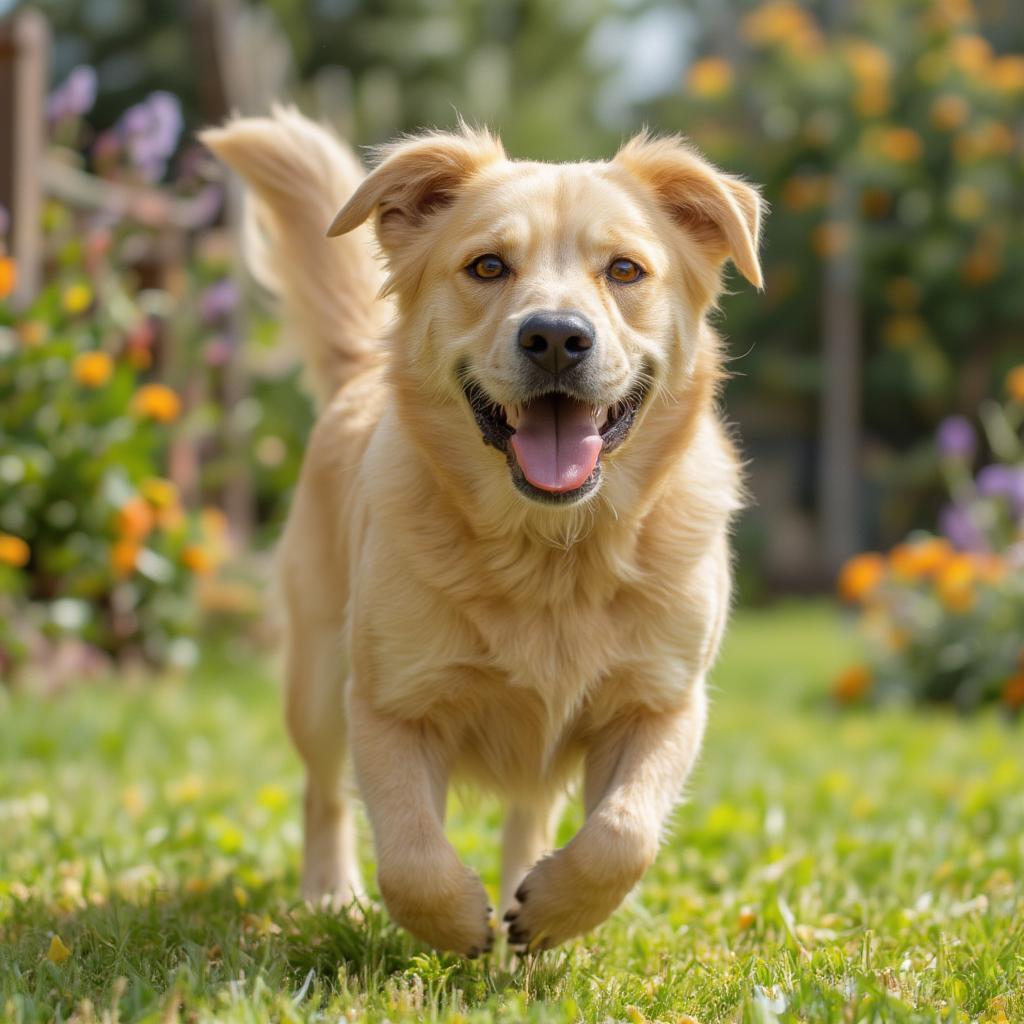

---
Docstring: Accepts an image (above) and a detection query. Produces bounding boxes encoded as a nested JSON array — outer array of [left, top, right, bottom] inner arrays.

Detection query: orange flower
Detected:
[[936, 554, 976, 612], [990, 55, 1024, 94], [72, 351, 113, 389], [111, 540, 139, 577], [117, 497, 155, 541], [0, 533, 30, 567], [17, 320, 47, 347], [838, 552, 886, 603], [949, 34, 992, 76], [742, 1, 822, 54], [0, 257, 17, 300], [133, 384, 182, 423], [811, 221, 852, 258], [890, 537, 953, 580], [781, 175, 831, 212], [930, 93, 970, 131], [181, 545, 215, 575], [1006, 365, 1024, 402], [872, 127, 923, 163], [1002, 672, 1024, 710], [834, 665, 872, 703], [687, 57, 734, 99], [883, 314, 927, 349]]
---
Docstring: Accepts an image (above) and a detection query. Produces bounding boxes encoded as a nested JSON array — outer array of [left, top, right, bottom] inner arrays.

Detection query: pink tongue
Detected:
[[510, 395, 603, 493]]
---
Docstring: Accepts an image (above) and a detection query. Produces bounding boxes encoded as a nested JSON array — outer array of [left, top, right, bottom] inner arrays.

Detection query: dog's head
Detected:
[[329, 127, 763, 513]]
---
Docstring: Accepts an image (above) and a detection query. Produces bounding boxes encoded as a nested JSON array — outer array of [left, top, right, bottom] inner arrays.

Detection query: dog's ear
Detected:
[[615, 134, 764, 289], [327, 127, 505, 253]]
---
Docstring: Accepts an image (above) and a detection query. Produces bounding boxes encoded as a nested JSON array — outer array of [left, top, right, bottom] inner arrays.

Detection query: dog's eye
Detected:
[[467, 254, 508, 280], [607, 258, 644, 284]]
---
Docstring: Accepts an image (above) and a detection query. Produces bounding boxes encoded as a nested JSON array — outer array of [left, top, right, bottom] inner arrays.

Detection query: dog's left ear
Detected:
[[615, 134, 765, 289], [327, 127, 505, 254]]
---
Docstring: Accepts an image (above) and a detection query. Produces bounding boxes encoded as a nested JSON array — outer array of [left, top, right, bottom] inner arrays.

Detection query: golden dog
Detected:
[[201, 109, 763, 955]]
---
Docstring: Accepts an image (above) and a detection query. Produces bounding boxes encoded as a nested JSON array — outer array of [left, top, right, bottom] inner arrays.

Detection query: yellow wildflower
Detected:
[[72, 351, 113, 388], [47, 935, 72, 965], [936, 554, 976, 612], [141, 477, 179, 510], [61, 282, 93, 315], [687, 57, 734, 99]]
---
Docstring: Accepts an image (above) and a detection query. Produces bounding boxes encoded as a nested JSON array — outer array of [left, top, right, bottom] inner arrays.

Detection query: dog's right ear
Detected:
[[327, 127, 505, 255]]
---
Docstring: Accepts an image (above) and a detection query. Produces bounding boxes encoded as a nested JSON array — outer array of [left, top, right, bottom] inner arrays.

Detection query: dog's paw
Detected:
[[378, 852, 494, 957], [503, 821, 657, 952]]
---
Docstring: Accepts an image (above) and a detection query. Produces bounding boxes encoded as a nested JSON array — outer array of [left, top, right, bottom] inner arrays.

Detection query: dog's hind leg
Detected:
[[499, 793, 565, 917], [284, 614, 363, 908]]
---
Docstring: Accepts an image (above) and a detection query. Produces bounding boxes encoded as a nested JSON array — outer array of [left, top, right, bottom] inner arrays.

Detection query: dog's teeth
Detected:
[[506, 404, 521, 429]]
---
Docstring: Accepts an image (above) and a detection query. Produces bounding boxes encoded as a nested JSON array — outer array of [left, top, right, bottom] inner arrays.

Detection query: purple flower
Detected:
[[119, 91, 184, 182], [200, 280, 239, 324], [976, 464, 1014, 498], [978, 464, 1024, 517], [939, 502, 987, 551], [48, 65, 98, 121], [936, 416, 976, 460]]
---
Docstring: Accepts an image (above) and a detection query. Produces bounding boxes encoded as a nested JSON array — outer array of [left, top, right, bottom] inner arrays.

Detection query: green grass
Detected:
[[0, 603, 1021, 1023]]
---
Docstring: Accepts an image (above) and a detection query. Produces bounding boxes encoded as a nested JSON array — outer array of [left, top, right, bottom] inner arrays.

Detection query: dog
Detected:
[[201, 108, 763, 955]]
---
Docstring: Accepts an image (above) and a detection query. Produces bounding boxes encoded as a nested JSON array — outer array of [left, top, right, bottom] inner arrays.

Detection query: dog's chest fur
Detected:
[[356, 508, 723, 791]]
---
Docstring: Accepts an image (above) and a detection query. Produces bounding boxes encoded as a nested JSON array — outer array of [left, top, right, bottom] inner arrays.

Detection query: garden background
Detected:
[[0, 1, 1022, 1022]]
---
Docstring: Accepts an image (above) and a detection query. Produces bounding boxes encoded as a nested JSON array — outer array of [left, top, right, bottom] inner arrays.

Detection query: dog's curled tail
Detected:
[[200, 106, 387, 405]]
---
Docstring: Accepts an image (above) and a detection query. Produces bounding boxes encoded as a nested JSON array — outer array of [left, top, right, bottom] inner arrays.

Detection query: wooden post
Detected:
[[818, 175, 862, 575], [0, 9, 49, 308]]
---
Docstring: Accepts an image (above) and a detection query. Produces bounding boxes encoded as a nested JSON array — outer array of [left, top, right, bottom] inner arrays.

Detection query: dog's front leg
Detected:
[[349, 695, 494, 956], [505, 685, 707, 950]]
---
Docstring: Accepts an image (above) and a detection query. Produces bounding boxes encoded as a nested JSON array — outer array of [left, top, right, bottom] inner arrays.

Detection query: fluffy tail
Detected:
[[200, 106, 387, 405]]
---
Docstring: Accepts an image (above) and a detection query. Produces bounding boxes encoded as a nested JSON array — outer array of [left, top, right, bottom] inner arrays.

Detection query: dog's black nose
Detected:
[[517, 312, 595, 376]]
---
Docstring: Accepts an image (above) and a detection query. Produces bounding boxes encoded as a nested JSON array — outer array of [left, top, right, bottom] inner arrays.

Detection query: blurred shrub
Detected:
[[649, 0, 1024, 542], [0, 77, 307, 680], [834, 366, 1024, 712], [0, 247, 231, 676]]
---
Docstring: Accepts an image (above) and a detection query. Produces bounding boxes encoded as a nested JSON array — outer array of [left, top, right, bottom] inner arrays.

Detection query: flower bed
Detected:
[[836, 367, 1024, 712]]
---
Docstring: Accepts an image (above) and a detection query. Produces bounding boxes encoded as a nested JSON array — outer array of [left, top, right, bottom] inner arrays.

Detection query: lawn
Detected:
[[0, 603, 1020, 1024]]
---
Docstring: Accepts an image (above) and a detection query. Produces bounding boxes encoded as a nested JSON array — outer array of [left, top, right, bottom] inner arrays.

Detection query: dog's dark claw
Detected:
[[503, 909, 516, 923], [514, 883, 528, 903]]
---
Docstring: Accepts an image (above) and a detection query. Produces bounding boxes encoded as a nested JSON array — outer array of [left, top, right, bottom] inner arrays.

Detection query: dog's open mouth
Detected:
[[461, 373, 649, 504]]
